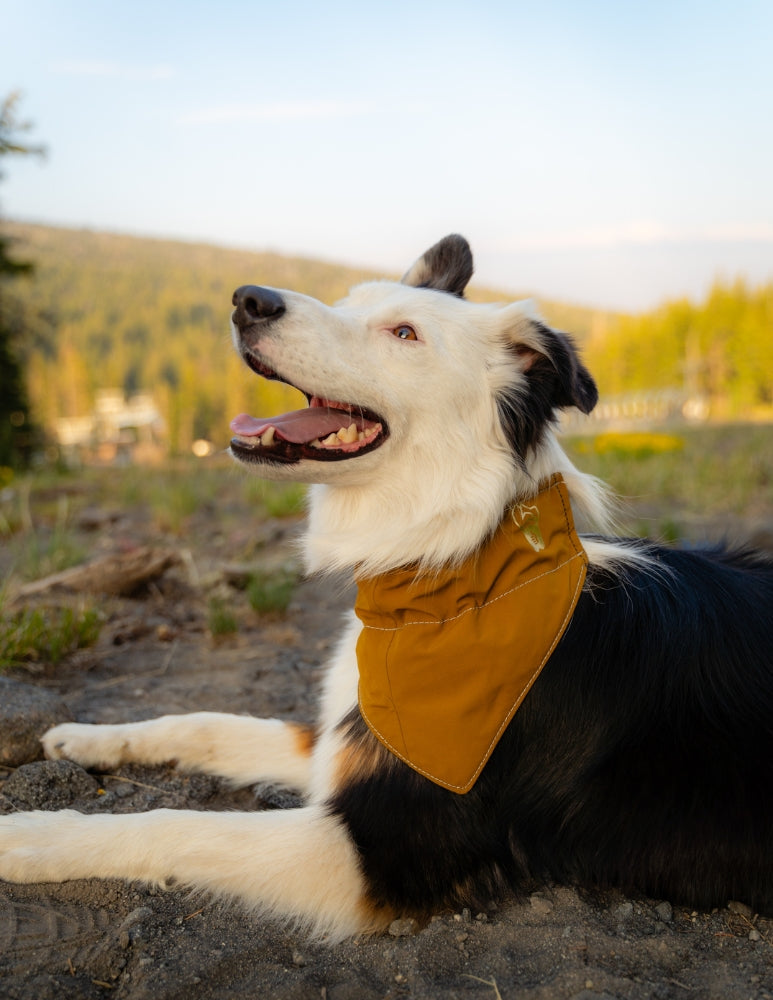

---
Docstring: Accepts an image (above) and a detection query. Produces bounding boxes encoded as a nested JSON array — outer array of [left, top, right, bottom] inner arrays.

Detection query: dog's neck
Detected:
[[302, 434, 611, 578]]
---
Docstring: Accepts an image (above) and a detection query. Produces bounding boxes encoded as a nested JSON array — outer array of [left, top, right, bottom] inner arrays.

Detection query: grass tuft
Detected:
[[247, 567, 298, 615], [208, 597, 239, 636], [0, 602, 104, 671]]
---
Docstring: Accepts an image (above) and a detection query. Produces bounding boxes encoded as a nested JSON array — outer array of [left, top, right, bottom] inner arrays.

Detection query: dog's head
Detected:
[[230, 234, 596, 488], [230, 234, 602, 570]]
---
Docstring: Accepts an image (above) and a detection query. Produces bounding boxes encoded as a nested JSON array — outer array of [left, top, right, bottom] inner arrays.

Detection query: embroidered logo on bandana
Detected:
[[355, 474, 587, 793], [512, 500, 545, 552]]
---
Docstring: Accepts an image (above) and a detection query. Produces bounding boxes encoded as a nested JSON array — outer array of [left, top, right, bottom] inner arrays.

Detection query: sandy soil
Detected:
[[1, 498, 772, 1000]]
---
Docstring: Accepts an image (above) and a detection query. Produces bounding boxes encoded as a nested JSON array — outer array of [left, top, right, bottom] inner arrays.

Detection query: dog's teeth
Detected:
[[358, 431, 366, 442], [322, 432, 339, 446], [337, 423, 358, 444], [260, 427, 276, 446], [311, 439, 322, 448]]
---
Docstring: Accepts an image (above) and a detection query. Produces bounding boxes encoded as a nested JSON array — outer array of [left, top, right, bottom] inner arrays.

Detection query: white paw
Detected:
[[42, 722, 125, 770]]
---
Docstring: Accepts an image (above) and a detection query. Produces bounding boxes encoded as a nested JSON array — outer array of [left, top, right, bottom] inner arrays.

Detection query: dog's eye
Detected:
[[393, 325, 418, 341]]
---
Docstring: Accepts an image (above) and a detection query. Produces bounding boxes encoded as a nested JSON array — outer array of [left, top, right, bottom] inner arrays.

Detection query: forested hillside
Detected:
[[3, 223, 771, 458], [2, 223, 609, 454], [3, 224, 381, 454], [584, 280, 773, 419]]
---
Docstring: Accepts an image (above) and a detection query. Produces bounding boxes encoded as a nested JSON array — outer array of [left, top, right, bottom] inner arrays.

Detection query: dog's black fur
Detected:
[[332, 540, 773, 918]]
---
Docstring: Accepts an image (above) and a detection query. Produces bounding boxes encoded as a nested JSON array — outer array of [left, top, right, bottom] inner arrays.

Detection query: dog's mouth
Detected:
[[230, 355, 389, 465]]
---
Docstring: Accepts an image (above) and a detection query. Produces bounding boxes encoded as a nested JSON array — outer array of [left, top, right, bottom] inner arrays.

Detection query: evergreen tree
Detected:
[[0, 92, 45, 468]]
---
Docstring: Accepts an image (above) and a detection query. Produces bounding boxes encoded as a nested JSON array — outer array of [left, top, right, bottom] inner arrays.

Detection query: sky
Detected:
[[2, 0, 773, 311]]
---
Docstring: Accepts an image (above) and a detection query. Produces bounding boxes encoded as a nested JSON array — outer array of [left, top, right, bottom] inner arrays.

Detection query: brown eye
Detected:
[[393, 324, 418, 341]]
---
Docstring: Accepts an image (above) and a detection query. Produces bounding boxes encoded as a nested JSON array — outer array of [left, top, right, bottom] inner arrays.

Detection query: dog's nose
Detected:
[[232, 285, 286, 328]]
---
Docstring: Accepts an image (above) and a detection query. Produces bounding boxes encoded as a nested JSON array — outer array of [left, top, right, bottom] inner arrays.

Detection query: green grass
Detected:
[[247, 567, 298, 615], [207, 596, 239, 636], [0, 602, 103, 671], [562, 423, 773, 536], [2, 487, 87, 581], [240, 478, 307, 519], [108, 460, 305, 530], [114, 462, 223, 534]]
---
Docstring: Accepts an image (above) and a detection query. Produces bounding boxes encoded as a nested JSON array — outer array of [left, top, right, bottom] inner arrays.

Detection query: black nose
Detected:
[[232, 285, 286, 329]]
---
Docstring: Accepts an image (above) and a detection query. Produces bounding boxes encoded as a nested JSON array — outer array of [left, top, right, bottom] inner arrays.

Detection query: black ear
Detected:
[[401, 234, 474, 297], [502, 306, 598, 415], [498, 307, 598, 458], [523, 321, 598, 415]]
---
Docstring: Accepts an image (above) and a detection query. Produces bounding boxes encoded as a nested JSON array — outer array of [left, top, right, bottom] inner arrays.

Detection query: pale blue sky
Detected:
[[3, 0, 772, 310]]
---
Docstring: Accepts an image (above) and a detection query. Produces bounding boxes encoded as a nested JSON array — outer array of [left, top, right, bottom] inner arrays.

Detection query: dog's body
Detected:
[[2, 235, 772, 939]]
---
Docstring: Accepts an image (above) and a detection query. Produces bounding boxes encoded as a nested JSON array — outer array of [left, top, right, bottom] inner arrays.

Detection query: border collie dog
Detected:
[[1, 235, 772, 940]]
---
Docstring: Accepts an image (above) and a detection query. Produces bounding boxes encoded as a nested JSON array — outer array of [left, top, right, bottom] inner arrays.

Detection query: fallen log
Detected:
[[16, 547, 180, 598]]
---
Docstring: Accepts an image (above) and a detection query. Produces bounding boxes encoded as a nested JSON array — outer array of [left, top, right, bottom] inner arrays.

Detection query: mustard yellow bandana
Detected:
[[355, 474, 587, 793]]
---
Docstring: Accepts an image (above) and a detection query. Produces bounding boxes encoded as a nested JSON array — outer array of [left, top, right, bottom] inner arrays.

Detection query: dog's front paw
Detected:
[[42, 722, 125, 770]]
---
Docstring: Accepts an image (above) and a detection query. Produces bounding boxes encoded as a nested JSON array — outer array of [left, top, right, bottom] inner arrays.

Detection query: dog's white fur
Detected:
[[250, 279, 613, 575], [0, 239, 625, 940]]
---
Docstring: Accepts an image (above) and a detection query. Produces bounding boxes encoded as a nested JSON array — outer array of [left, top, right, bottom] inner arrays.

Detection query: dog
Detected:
[[1, 235, 772, 941]]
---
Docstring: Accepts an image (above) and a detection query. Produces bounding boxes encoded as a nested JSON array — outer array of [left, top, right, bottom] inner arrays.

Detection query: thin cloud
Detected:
[[52, 60, 175, 81], [178, 99, 371, 126]]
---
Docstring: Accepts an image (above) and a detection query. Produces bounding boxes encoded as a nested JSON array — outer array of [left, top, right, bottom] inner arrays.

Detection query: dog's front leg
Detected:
[[42, 713, 314, 792], [0, 804, 369, 938]]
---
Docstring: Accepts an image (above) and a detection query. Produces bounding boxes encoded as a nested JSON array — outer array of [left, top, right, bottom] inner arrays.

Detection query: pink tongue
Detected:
[[230, 408, 361, 444]]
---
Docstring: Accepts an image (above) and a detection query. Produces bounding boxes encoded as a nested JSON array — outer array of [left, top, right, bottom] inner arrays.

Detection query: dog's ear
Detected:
[[501, 304, 598, 415], [401, 234, 474, 297]]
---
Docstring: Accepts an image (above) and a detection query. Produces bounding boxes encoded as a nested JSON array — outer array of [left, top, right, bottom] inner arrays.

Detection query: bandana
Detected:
[[355, 474, 587, 793]]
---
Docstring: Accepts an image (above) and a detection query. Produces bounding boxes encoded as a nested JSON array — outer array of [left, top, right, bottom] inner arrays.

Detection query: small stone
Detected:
[[655, 901, 673, 923], [0, 678, 73, 766], [475, 912, 488, 922], [292, 949, 307, 966], [749, 929, 762, 942], [461, 907, 471, 923], [616, 902, 634, 920], [529, 894, 554, 916], [388, 917, 418, 937], [728, 900, 754, 919]]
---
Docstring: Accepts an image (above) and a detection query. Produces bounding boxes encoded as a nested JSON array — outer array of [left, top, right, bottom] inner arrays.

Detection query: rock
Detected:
[[253, 782, 304, 810], [655, 901, 673, 923], [728, 900, 754, 919], [3, 759, 99, 809], [0, 677, 73, 766], [530, 894, 554, 916]]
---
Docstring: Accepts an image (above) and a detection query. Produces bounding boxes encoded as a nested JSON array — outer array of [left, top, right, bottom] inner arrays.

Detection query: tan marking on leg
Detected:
[[288, 722, 316, 758]]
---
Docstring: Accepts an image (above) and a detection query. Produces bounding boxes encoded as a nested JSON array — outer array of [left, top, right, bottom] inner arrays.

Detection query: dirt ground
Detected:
[[1, 485, 772, 1000]]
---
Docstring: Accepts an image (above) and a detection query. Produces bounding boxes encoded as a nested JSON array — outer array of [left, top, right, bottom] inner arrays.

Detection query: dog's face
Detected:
[[229, 235, 597, 490]]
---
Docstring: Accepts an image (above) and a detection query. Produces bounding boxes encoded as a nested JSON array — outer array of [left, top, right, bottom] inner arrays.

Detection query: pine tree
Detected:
[[0, 93, 45, 468]]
